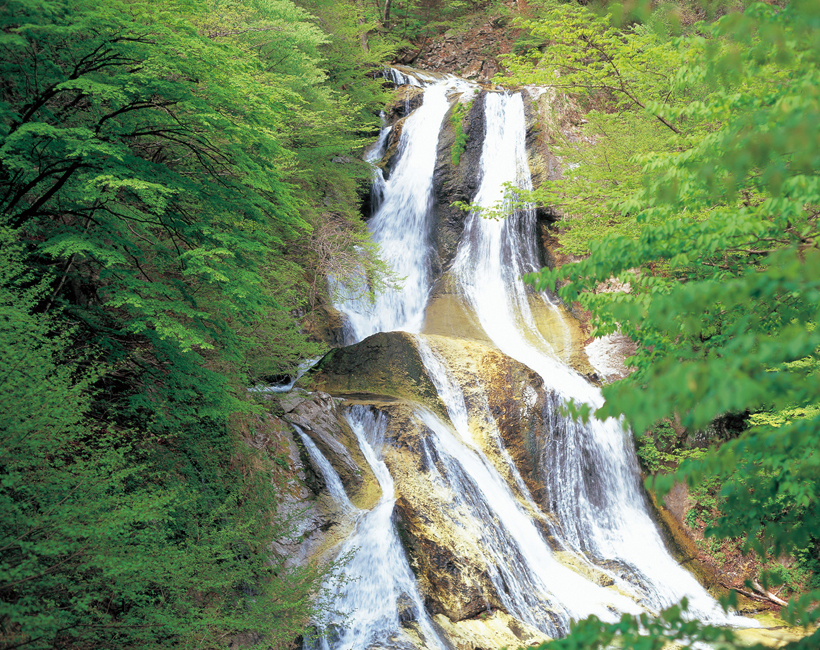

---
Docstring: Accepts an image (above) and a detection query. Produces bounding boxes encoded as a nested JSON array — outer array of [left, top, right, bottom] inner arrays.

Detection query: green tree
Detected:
[[523, 1, 820, 647], [0, 230, 329, 649], [0, 0, 378, 647]]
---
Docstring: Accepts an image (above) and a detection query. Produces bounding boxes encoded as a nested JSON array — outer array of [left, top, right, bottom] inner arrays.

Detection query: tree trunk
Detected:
[[383, 0, 392, 29], [357, 0, 369, 52]]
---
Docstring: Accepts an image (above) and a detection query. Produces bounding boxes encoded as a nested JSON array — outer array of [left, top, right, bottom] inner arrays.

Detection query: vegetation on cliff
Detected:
[[507, 0, 820, 647], [0, 0, 389, 647]]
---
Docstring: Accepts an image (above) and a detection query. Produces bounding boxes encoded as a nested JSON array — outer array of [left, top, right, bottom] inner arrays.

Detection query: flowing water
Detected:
[[314, 407, 445, 650], [293, 423, 356, 513], [334, 82, 449, 340], [318, 72, 751, 648], [335, 74, 475, 341], [449, 91, 737, 621]]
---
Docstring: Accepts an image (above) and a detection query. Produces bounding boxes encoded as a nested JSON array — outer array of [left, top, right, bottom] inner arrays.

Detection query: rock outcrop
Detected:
[[430, 91, 486, 274], [309, 331, 443, 410], [281, 390, 381, 511], [305, 331, 578, 622]]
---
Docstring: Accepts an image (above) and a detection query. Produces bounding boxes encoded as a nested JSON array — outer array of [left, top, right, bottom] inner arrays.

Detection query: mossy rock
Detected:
[[308, 331, 443, 413]]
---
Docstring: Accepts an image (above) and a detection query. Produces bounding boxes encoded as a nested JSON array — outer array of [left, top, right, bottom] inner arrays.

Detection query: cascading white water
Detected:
[[293, 423, 356, 513], [450, 91, 744, 623], [251, 356, 322, 393], [413, 337, 646, 613], [365, 113, 392, 216], [334, 83, 449, 340], [322, 79, 754, 649], [313, 407, 444, 650], [335, 75, 475, 341], [414, 405, 648, 633]]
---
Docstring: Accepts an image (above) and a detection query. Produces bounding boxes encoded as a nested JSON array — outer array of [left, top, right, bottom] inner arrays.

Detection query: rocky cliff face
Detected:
[[273, 69, 685, 650], [430, 91, 486, 275], [274, 334, 561, 643], [282, 330, 624, 638]]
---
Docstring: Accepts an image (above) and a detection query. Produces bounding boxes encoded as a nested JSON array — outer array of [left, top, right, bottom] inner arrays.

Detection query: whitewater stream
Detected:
[[308, 71, 753, 650]]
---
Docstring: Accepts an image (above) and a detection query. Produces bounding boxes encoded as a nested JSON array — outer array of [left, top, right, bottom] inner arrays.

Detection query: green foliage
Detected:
[[500, 0, 688, 130], [450, 100, 471, 166], [519, 0, 820, 645], [0, 233, 329, 648], [510, 32, 547, 56], [477, 1, 712, 253], [539, 110, 681, 256], [0, 0, 389, 647]]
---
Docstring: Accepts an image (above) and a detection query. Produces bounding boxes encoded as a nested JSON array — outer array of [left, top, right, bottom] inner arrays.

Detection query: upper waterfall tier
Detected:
[[334, 74, 477, 342]]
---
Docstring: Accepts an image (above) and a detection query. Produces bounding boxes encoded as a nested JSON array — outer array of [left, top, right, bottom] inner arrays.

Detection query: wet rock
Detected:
[[282, 391, 381, 511], [323, 399, 507, 622], [421, 274, 489, 342], [310, 331, 442, 410], [430, 92, 486, 273], [391, 480, 506, 620], [387, 86, 426, 120], [266, 421, 331, 568], [381, 115, 408, 180], [278, 390, 308, 414], [397, 592, 419, 623], [553, 551, 615, 588], [430, 611, 551, 650], [301, 303, 352, 349], [288, 393, 359, 483], [411, 335, 555, 506]]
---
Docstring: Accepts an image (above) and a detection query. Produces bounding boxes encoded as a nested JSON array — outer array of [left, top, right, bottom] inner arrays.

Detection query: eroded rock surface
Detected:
[[430, 610, 551, 650], [306, 333, 579, 623], [310, 331, 442, 410], [431, 92, 486, 274]]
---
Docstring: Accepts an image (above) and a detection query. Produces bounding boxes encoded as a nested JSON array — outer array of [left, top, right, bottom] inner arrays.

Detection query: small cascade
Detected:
[[313, 407, 444, 650], [293, 423, 356, 512], [249, 356, 322, 393], [381, 67, 423, 87], [366, 113, 392, 216], [334, 75, 474, 341]]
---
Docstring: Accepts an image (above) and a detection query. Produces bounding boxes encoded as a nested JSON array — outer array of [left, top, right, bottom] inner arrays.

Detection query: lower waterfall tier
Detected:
[[284, 331, 750, 650]]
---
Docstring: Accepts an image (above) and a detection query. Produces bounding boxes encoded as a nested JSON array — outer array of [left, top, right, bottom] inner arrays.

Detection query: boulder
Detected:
[[387, 85, 426, 121], [310, 331, 443, 411], [378, 403, 509, 621]]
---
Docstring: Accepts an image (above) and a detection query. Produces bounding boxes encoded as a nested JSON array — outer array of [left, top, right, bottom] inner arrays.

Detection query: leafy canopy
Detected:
[[0, 0, 388, 647], [514, 0, 820, 647]]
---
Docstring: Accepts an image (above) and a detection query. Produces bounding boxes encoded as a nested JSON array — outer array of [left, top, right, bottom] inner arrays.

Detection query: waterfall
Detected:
[[366, 113, 391, 216], [449, 92, 739, 622], [320, 79, 753, 649], [313, 407, 445, 650], [408, 396, 644, 636], [333, 83, 448, 340], [335, 75, 474, 341]]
